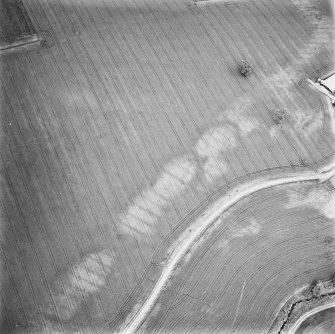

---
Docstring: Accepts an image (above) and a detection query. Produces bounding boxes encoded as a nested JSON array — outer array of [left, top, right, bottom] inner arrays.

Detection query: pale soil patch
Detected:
[[218, 95, 260, 137], [285, 187, 330, 209], [46, 250, 114, 320], [232, 219, 260, 238], [195, 125, 236, 182], [269, 126, 280, 138], [285, 185, 335, 221], [202, 157, 228, 183], [227, 113, 259, 137], [290, 108, 323, 136], [266, 74, 324, 138], [120, 156, 197, 237], [264, 1, 333, 139], [193, 94, 260, 183], [195, 125, 237, 157], [120, 161, 335, 333], [233, 114, 259, 137], [118, 0, 333, 244], [119, 3, 334, 331], [154, 158, 196, 196]]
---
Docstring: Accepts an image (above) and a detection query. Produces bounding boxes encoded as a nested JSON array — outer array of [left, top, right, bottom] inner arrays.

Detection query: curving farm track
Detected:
[[289, 305, 335, 334], [1, 0, 334, 333], [118, 161, 335, 333]]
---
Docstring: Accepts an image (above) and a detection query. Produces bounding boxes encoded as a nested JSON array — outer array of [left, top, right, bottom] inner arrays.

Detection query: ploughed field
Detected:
[[141, 182, 335, 334], [0, 0, 37, 46], [0, 0, 334, 332]]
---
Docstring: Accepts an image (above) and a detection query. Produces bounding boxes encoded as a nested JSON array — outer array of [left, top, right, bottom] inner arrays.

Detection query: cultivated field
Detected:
[[0, 0, 37, 46], [0, 0, 334, 333], [141, 181, 335, 333]]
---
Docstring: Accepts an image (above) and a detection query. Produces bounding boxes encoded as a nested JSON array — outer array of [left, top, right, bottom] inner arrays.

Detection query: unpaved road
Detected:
[[118, 160, 335, 334], [287, 302, 335, 334]]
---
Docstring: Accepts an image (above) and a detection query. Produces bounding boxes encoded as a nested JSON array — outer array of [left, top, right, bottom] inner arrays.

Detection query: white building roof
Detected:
[[321, 73, 335, 93]]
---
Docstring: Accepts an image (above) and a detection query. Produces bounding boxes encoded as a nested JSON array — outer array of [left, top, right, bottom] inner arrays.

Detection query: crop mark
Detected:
[[196, 125, 237, 154], [194, 117, 257, 183], [208, 218, 332, 333], [183, 203, 324, 326], [47, 250, 114, 320], [120, 156, 197, 238], [14, 0, 334, 332], [285, 186, 335, 220], [285, 187, 329, 208], [106, 152, 335, 332], [121, 157, 196, 235], [232, 219, 260, 238], [131, 183, 334, 334]]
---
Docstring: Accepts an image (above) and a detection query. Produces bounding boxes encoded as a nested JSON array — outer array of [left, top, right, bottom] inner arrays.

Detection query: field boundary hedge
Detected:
[[269, 277, 335, 334]]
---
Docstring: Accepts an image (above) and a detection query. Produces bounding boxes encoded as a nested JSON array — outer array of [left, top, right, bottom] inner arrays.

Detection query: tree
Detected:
[[273, 108, 286, 128], [238, 60, 253, 76], [311, 280, 327, 297]]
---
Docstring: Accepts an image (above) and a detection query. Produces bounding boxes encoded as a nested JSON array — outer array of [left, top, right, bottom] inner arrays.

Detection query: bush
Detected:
[[273, 109, 286, 128], [238, 60, 253, 76], [312, 281, 327, 297]]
